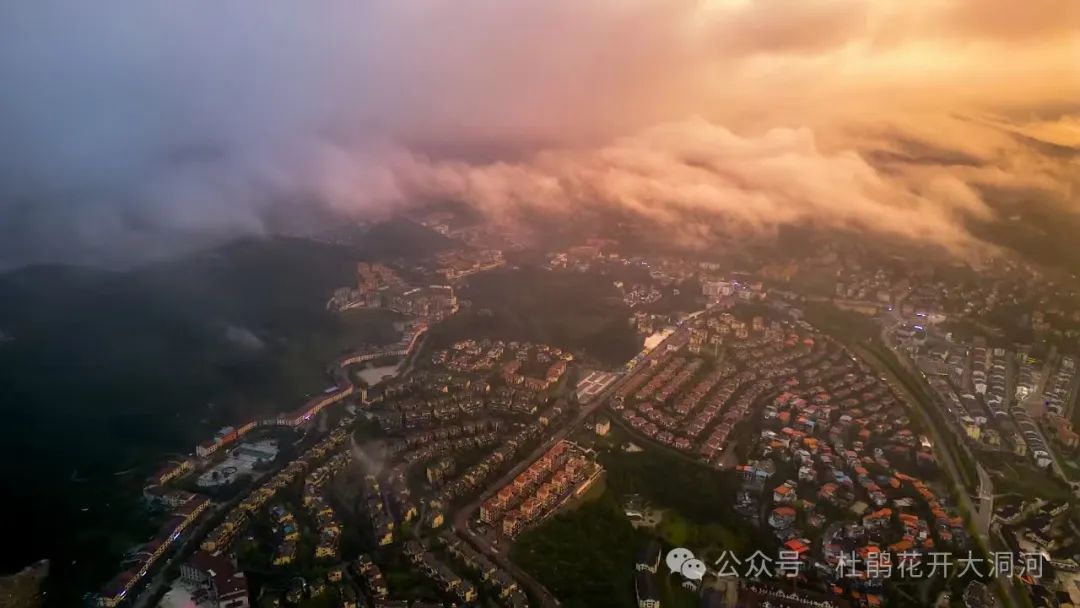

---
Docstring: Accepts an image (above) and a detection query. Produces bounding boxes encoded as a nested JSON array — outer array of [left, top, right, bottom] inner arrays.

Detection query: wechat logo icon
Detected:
[[666, 547, 707, 581]]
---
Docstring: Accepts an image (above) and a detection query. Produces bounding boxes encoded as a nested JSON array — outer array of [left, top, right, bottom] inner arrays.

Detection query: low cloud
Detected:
[[0, 0, 1076, 267], [224, 325, 265, 352], [317, 113, 1077, 256]]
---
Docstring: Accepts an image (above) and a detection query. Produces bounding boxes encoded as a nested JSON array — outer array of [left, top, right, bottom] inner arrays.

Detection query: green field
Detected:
[[428, 267, 642, 367], [599, 438, 762, 552], [801, 301, 881, 342], [511, 495, 645, 608], [512, 436, 768, 608]]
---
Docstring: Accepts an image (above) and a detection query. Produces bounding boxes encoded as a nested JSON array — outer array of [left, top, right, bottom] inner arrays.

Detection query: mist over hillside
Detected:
[[0, 221, 453, 600]]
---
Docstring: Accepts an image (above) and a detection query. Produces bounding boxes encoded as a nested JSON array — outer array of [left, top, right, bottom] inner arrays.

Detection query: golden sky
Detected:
[[1, 0, 1077, 263], [311, 0, 1079, 254]]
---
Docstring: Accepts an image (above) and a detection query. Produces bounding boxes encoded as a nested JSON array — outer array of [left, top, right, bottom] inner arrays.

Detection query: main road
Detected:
[[869, 324, 1029, 608], [451, 325, 690, 608]]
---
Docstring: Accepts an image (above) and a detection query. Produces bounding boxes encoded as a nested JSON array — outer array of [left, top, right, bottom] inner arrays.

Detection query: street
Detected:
[[450, 325, 689, 608], [872, 326, 1028, 608]]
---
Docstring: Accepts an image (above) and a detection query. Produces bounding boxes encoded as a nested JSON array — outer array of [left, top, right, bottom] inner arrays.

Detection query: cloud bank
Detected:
[[0, 0, 1077, 267]]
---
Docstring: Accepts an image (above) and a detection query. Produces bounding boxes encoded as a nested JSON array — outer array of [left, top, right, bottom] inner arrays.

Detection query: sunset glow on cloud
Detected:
[[0, 0, 1077, 264]]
